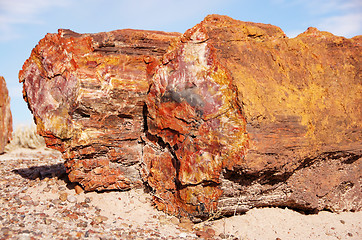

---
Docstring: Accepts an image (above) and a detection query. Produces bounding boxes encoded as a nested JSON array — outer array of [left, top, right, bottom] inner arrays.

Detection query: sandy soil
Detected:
[[0, 148, 361, 239]]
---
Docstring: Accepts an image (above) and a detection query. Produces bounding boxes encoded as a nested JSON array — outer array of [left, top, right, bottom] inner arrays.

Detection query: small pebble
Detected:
[[77, 221, 88, 228], [67, 195, 77, 203], [179, 232, 188, 238], [93, 215, 108, 224], [1, 227, 11, 235], [59, 192, 68, 202], [195, 230, 214, 239], [74, 185, 84, 194], [158, 215, 168, 224], [170, 216, 180, 225], [17, 233, 31, 240], [43, 218, 52, 225], [58, 186, 67, 191], [22, 195, 32, 201], [205, 227, 216, 237], [52, 199, 61, 205], [81, 202, 90, 208], [178, 222, 193, 231], [219, 233, 230, 239]]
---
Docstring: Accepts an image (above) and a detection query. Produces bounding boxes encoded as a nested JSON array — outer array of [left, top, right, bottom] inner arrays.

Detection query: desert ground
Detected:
[[0, 127, 361, 240]]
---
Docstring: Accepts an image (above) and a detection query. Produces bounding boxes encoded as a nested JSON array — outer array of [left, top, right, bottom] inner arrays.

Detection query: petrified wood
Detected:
[[19, 28, 180, 191], [20, 15, 361, 219], [0, 76, 12, 153], [142, 15, 361, 218]]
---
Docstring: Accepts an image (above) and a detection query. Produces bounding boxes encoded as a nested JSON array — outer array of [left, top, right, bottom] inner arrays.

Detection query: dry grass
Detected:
[[5, 123, 46, 151]]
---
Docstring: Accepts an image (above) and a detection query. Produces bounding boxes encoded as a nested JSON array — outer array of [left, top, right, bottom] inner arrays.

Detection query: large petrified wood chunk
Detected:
[[0, 76, 12, 153], [143, 15, 361, 218], [20, 15, 361, 219], [143, 25, 248, 216], [19, 29, 180, 191]]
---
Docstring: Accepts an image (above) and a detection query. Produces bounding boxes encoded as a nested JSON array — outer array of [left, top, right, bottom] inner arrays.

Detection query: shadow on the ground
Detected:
[[12, 164, 80, 190], [12, 163, 67, 180]]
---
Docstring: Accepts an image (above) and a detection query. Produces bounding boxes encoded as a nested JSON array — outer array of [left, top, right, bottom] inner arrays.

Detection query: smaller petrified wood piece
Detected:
[[19, 29, 180, 191], [0, 76, 12, 153]]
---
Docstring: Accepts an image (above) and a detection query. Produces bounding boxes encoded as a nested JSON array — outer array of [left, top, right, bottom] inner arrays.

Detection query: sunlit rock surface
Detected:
[[20, 15, 361, 219], [19, 28, 180, 191]]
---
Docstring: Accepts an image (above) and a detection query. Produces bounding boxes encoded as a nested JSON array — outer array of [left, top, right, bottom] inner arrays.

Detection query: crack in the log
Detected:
[[225, 39, 248, 43], [174, 116, 197, 125], [247, 34, 263, 39], [94, 46, 118, 53], [177, 179, 219, 190], [325, 151, 360, 164], [143, 102, 222, 210], [117, 113, 133, 119], [142, 103, 148, 132], [223, 150, 360, 187], [72, 107, 91, 119]]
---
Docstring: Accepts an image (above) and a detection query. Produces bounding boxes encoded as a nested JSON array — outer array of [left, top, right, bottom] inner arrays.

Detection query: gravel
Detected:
[[1, 148, 361, 240], [0, 149, 200, 239]]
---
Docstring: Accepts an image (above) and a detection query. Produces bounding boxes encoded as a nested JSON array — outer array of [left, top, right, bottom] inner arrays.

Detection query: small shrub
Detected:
[[5, 123, 46, 151]]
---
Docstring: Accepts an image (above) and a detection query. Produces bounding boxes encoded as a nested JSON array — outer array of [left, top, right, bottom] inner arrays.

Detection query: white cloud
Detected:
[[0, 0, 70, 41], [273, 0, 362, 37], [317, 13, 362, 37], [304, 0, 361, 15], [0, 0, 69, 19], [312, 0, 362, 37]]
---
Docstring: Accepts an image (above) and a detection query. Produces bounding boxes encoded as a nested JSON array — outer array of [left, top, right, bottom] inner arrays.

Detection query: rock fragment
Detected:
[[0, 76, 12, 153]]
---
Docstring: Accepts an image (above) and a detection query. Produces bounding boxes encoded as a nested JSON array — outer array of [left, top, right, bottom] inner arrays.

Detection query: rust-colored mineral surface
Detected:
[[19, 29, 180, 191], [20, 15, 361, 219], [142, 15, 362, 218], [0, 76, 12, 153]]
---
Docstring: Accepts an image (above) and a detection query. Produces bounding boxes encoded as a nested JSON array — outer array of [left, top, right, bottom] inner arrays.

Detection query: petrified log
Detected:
[[143, 15, 361, 218], [0, 76, 12, 153], [19, 28, 180, 191], [20, 15, 361, 219]]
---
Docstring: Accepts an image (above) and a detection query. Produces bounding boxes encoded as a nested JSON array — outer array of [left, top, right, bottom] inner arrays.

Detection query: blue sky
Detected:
[[0, 0, 361, 126]]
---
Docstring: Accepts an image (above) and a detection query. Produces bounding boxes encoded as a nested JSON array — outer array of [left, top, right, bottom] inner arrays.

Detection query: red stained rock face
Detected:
[[19, 29, 180, 191], [0, 76, 12, 153], [144, 25, 248, 217], [20, 15, 361, 219], [144, 15, 361, 218]]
